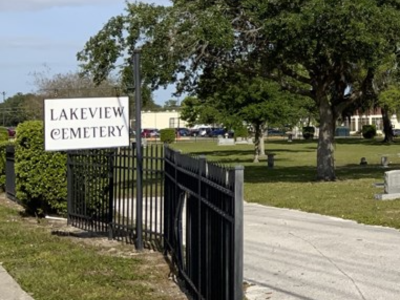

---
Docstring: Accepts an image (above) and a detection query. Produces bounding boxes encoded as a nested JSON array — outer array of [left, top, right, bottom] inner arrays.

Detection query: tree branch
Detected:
[[280, 66, 311, 85]]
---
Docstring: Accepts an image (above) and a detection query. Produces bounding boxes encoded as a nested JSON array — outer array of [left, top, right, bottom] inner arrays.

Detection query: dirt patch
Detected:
[[0, 194, 188, 300]]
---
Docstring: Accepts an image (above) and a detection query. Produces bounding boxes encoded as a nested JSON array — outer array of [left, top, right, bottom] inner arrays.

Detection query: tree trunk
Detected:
[[259, 123, 265, 158], [253, 122, 262, 163], [381, 107, 394, 143], [317, 96, 336, 181]]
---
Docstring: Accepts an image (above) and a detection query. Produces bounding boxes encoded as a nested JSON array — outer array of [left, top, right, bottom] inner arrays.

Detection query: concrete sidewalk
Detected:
[[244, 203, 400, 300], [0, 265, 34, 300]]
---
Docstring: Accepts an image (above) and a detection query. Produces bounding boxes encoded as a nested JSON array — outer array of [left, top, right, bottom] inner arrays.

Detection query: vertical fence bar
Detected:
[[134, 48, 144, 250], [108, 150, 115, 239], [233, 166, 244, 300], [67, 152, 72, 225], [198, 155, 206, 298]]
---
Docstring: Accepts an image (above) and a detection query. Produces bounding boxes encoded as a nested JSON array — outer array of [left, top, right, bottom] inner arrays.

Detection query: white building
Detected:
[[348, 109, 400, 134], [138, 110, 187, 129]]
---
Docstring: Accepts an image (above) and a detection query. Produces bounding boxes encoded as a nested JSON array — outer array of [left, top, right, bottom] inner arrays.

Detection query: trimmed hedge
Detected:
[[15, 121, 67, 216], [0, 140, 14, 191], [362, 125, 377, 139], [160, 128, 176, 144], [0, 127, 9, 141]]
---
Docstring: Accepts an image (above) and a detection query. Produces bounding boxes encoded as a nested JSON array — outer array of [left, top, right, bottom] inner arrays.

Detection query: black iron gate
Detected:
[[67, 143, 243, 300], [67, 143, 164, 246], [164, 147, 244, 300]]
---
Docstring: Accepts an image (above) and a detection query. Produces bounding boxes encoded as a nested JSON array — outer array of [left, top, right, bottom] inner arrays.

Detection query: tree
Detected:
[[180, 96, 199, 127], [77, 0, 400, 181], [33, 69, 161, 116], [164, 99, 179, 110], [200, 72, 309, 162], [0, 93, 42, 126], [180, 96, 221, 127], [379, 86, 400, 135]]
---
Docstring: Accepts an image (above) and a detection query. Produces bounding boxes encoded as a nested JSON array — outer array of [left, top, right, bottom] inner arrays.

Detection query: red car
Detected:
[[141, 128, 160, 138], [7, 127, 16, 137]]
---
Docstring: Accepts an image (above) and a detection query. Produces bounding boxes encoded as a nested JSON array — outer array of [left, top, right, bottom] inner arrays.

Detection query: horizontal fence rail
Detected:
[[164, 146, 244, 300]]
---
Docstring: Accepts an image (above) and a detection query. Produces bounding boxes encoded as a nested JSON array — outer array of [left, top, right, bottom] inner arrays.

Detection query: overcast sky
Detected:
[[0, 0, 173, 104]]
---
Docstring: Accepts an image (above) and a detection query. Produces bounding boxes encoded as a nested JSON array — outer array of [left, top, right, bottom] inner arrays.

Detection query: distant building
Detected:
[[138, 110, 187, 130], [348, 108, 400, 134]]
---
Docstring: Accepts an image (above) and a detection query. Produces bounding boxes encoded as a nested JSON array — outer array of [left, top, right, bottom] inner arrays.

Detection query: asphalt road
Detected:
[[243, 203, 400, 300]]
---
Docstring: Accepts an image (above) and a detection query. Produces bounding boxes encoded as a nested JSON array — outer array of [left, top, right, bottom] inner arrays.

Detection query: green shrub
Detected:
[[160, 128, 176, 144], [362, 125, 377, 139], [234, 126, 249, 138], [302, 126, 315, 140], [0, 127, 9, 141], [71, 149, 114, 222], [0, 140, 15, 191], [15, 121, 67, 216]]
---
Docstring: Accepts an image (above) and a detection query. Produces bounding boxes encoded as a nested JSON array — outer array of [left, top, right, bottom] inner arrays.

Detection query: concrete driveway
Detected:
[[244, 203, 400, 300]]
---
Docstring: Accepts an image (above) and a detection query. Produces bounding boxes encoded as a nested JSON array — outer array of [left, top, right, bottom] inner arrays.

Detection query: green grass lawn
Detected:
[[172, 138, 400, 229], [0, 196, 186, 300]]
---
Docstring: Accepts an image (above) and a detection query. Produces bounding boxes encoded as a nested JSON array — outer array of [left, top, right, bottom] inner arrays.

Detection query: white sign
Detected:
[[44, 97, 130, 151]]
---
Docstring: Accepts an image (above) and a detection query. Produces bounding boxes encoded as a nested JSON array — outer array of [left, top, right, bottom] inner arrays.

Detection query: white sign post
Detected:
[[44, 97, 130, 151]]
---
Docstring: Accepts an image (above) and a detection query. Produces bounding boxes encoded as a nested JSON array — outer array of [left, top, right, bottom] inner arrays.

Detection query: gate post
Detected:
[[233, 166, 244, 300], [134, 48, 144, 250]]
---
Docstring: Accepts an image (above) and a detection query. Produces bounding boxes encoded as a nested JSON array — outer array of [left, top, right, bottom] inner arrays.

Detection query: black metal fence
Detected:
[[5, 145, 16, 200], [67, 143, 164, 246], [6, 142, 244, 300], [164, 147, 244, 300]]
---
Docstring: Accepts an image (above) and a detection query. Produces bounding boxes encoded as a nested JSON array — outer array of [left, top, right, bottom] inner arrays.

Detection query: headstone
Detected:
[[235, 137, 253, 145], [375, 170, 400, 200], [360, 157, 368, 165], [384, 170, 400, 194], [267, 153, 275, 169], [381, 156, 389, 168], [217, 137, 235, 146]]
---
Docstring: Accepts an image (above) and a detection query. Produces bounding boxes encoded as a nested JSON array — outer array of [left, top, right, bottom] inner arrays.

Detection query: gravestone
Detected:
[[375, 170, 400, 200], [235, 137, 253, 145], [381, 156, 389, 168], [267, 153, 275, 169], [384, 170, 400, 194], [217, 137, 235, 146]]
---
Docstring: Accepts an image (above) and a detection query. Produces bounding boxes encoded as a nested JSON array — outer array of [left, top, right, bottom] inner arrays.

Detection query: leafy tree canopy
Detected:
[[77, 0, 400, 180]]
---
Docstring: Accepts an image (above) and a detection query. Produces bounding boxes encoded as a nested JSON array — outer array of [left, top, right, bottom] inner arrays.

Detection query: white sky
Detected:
[[0, 0, 174, 104]]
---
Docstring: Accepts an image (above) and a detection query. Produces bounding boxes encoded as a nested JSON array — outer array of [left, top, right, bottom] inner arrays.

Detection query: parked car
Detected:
[[142, 128, 160, 138], [266, 128, 286, 136], [7, 127, 16, 137], [190, 127, 212, 137], [175, 128, 190, 136], [208, 128, 224, 137]]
